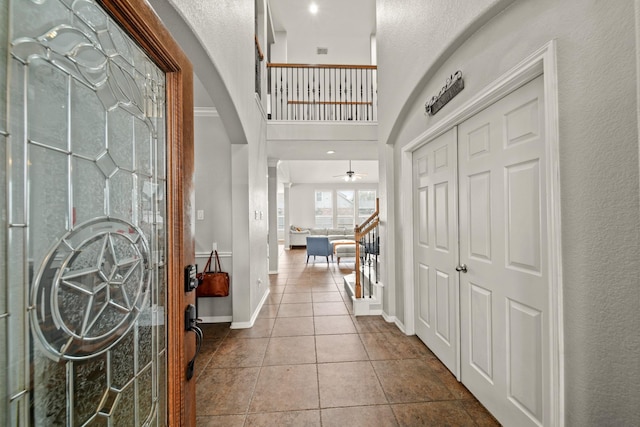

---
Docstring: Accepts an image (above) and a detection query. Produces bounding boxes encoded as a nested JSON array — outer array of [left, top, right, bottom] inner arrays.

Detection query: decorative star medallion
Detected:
[[31, 218, 150, 361]]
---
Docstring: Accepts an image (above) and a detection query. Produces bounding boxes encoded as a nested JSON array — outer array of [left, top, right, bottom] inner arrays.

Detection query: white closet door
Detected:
[[413, 128, 459, 375], [458, 75, 549, 426]]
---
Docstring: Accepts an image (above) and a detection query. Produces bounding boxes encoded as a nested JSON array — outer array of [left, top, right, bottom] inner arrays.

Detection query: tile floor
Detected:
[[195, 247, 500, 426]]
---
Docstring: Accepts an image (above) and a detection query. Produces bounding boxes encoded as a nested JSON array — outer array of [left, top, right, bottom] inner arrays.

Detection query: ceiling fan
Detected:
[[333, 160, 367, 182]]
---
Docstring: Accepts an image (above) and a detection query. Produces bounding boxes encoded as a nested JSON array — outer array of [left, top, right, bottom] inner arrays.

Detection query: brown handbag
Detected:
[[196, 250, 230, 297]]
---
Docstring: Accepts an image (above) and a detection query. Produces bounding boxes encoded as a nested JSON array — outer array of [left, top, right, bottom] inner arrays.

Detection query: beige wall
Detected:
[[378, 0, 640, 424]]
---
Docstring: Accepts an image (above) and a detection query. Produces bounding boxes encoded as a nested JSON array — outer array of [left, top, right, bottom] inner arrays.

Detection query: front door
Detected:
[[1, 0, 194, 425], [412, 128, 459, 376], [458, 75, 549, 426]]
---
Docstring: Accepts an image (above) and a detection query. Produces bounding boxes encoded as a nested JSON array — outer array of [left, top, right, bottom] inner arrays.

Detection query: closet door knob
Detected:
[[455, 264, 468, 273]]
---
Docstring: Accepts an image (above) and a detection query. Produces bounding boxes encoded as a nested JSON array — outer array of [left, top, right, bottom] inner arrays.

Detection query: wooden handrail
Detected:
[[268, 62, 377, 70], [356, 198, 380, 234], [358, 218, 379, 237], [254, 35, 264, 61]]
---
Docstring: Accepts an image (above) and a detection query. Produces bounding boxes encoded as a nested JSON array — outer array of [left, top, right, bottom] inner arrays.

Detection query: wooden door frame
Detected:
[[400, 41, 564, 425], [99, 1, 195, 425]]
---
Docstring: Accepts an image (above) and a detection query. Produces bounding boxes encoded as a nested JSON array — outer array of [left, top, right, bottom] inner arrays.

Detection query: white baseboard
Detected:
[[198, 316, 232, 323], [268, 270, 278, 275], [229, 321, 251, 329], [229, 320, 252, 329], [381, 312, 408, 335], [230, 288, 270, 329], [394, 318, 407, 334], [195, 251, 232, 258], [381, 311, 396, 324]]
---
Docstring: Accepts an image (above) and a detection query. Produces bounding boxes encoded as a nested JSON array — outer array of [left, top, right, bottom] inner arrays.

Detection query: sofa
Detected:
[[289, 226, 355, 248]]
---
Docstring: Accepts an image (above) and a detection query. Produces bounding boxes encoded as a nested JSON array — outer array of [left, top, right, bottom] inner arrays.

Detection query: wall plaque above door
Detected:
[[425, 71, 464, 116]]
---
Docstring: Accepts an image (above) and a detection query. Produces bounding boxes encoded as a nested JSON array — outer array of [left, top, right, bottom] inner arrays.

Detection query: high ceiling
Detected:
[[269, 0, 376, 36], [268, 0, 378, 184], [192, 1, 379, 185]]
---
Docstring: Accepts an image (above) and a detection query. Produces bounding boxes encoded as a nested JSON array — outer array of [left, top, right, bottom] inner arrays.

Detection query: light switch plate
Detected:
[[196, 210, 204, 220]]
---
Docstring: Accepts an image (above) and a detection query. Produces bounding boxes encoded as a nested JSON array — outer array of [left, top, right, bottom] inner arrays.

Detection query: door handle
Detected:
[[455, 264, 468, 273], [185, 304, 203, 380]]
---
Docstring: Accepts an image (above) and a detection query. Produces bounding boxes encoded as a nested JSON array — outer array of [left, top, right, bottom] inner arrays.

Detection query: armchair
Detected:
[[306, 236, 333, 263]]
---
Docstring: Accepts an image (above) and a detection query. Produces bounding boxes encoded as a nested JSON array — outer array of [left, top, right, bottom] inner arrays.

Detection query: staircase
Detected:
[[343, 264, 383, 316], [344, 198, 382, 316]]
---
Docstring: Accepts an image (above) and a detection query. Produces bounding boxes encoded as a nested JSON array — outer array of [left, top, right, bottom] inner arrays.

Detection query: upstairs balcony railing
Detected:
[[267, 63, 377, 121]]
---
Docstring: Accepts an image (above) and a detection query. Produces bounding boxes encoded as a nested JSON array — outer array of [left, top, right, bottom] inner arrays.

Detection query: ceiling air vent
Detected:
[[317, 47, 328, 55]]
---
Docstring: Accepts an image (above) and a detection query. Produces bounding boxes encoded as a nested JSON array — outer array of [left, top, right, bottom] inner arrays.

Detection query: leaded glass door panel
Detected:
[[2, 0, 169, 425]]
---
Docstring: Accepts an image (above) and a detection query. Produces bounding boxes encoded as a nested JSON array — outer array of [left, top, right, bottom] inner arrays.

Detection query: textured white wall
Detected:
[[149, 0, 246, 145], [287, 34, 372, 65], [376, 0, 515, 145], [378, 0, 640, 424], [153, 0, 270, 325], [272, 31, 288, 63], [247, 108, 270, 316], [165, 0, 257, 143], [289, 184, 316, 228], [229, 112, 270, 325]]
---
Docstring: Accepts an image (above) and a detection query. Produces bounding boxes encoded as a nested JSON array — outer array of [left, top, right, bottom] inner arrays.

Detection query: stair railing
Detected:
[[354, 198, 379, 298], [255, 35, 264, 98]]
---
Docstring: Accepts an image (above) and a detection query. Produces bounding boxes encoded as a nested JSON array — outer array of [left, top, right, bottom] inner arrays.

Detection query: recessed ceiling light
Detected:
[[326, 150, 335, 154], [309, 3, 318, 14]]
